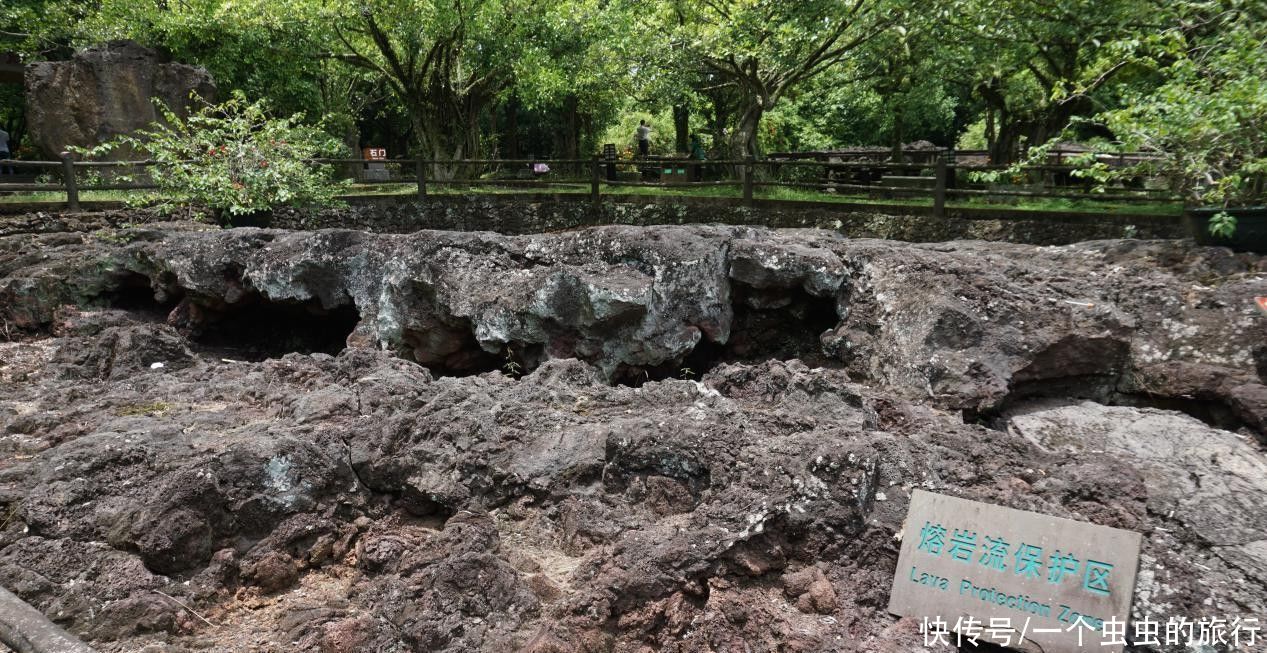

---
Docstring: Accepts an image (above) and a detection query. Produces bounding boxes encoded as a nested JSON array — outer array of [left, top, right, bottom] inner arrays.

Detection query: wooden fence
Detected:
[[0, 151, 1182, 216]]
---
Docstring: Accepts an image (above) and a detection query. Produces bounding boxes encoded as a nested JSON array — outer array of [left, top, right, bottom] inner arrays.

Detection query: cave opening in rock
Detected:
[[398, 323, 544, 378], [612, 283, 841, 387], [191, 294, 361, 361], [726, 282, 840, 365], [98, 271, 181, 320]]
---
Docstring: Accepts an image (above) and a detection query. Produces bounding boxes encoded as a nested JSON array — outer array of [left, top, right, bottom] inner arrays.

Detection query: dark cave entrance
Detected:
[[613, 283, 842, 386], [397, 321, 546, 378], [191, 294, 362, 361], [96, 273, 361, 361], [725, 282, 841, 365], [97, 271, 181, 320]]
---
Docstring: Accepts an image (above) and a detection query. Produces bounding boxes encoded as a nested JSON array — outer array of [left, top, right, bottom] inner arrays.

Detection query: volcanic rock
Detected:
[[0, 222, 1264, 652]]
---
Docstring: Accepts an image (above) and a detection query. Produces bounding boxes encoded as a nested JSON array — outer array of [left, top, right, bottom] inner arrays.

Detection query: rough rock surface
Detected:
[[0, 222, 1265, 652], [24, 41, 216, 158]]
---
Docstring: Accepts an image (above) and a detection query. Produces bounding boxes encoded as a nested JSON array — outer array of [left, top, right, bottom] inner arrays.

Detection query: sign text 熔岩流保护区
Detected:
[[888, 490, 1142, 653]]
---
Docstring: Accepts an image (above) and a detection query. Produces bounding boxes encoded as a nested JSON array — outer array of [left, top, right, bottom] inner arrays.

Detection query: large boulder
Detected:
[[23, 41, 216, 158]]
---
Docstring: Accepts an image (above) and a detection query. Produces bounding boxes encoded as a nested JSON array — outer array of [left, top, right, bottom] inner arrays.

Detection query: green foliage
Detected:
[[313, 0, 557, 162], [6, 0, 1263, 216], [942, 0, 1161, 161], [956, 118, 988, 150], [601, 108, 675, 154], [78, 93, 348, 218], [1098, 1, 1266, 209], [1, 0, 92, 54], [664, 0, 893, 156], [85, 0, 326, 117], [1207, 212, 1237, 239]]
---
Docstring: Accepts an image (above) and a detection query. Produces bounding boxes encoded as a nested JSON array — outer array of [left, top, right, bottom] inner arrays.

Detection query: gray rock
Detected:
[[1006, 400, 1267, 622]]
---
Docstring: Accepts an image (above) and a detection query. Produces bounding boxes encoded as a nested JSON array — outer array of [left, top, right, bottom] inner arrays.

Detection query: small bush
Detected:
[[79, 92, 349, 221]]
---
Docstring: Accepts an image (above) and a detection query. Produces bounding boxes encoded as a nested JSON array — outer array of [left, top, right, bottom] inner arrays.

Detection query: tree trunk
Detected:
[[561, 95, 580, 160], [506, 97, 520, 159], [990, 113, 1023, 165], [730, 103, 763, 160], [341, 123, 361, 181], [1027, 101, 1082, 157], [708, 90, 732, 152], [985, 108, 995, 159], [890, 104, 905, 163], [673, 104, 690, 154], [408, 90, 487, 181], [487, 101, 499, 158]]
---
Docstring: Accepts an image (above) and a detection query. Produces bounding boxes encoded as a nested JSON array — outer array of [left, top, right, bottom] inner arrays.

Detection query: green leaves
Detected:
[[6, 0, 1263, 209], [1208, 211, 1238, 239], [1096, 1, 1266, 209], [81, 93, 349, 218]]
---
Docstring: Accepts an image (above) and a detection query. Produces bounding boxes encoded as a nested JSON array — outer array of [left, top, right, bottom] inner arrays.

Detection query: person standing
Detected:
[[689, 133, 707, 181], [635, 120, 652, 157], [689, 134, 706, 161], [0, 127, 11, 176]]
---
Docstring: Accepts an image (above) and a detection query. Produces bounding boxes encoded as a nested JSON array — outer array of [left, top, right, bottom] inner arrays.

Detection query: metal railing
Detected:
[[0, 151, 1184, 216]]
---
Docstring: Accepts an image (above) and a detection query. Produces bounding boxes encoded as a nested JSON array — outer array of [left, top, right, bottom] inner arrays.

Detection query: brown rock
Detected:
[[525, 573, 562, 602], [24, 41, 216, 159], [243, 551, 298, 593]]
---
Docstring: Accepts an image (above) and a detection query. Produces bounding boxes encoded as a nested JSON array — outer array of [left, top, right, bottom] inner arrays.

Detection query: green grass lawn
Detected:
[[344, 181, 1184, 216], [0, 182, 1184, 216], [0, 189, 150, 204]]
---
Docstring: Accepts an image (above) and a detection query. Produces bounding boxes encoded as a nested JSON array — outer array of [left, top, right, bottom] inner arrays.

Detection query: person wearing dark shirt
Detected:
[[689, 134, 706, 181]]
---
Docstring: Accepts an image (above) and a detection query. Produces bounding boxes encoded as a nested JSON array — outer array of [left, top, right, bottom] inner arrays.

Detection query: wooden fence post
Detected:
[[415, 159, 427, 199], [61, 152, 80, 212], [742, 155, 755, 207], [590, 155, 601, 210], [933, 155, 947, 219]]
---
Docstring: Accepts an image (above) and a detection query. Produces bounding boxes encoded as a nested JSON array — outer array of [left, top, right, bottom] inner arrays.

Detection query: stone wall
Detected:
[[0, 194, 1190, 246], [268, 194, 1185, 245]]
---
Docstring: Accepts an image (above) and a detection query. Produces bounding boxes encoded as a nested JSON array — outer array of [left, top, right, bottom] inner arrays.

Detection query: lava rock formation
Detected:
[[1, 222, 1264, 652]]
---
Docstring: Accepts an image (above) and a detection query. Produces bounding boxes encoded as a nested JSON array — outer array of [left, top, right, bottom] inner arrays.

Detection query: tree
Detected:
[[320, 0, 544, 170], [1096, 0, 1266, 210], [852, 6, 964, 158], [946, 0, 1158, 162], [54, 0, 333, 119], [670, 0, 893, 158], [1, 0, 89, 56], [509, 0, 631, 159]]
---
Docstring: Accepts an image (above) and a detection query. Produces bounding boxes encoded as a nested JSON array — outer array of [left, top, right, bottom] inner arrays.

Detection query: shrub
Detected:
[[80, 92, 349, 221]]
